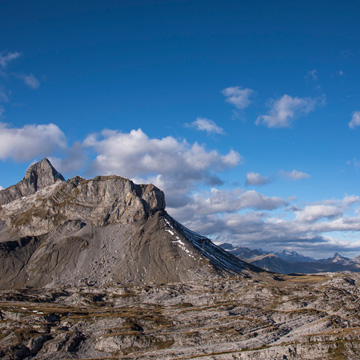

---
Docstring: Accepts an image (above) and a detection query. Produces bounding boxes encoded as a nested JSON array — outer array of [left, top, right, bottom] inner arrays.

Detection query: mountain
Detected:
[[0, 159, 261, 289], [219, 243, 264, 258], [318, 252, 351, 264], [246, 253, 292, 274], [352, 254, 360, 264], [274, 250, 314, 263], [0, 158, 65, 205], [221, 243, 360, 274]]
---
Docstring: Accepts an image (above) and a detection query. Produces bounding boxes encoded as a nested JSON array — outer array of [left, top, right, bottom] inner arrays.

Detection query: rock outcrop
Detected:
[[0, 158, 65, 206], [0, 159, 259, 288], [1, 273, 360, 360]]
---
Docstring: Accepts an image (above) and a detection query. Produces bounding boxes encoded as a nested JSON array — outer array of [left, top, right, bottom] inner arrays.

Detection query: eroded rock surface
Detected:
[[1, 273, 360, 359]]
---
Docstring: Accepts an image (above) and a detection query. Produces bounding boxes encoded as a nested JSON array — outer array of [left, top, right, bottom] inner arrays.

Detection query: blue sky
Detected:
[[1, 0, 360, 257]]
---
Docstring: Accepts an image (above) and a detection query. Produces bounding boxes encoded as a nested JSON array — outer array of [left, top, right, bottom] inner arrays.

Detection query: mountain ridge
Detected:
[[220, 243, 360, 274]]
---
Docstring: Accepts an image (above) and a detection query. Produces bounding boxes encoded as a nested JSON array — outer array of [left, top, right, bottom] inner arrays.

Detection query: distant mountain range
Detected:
[[220, 243, 360, 274]]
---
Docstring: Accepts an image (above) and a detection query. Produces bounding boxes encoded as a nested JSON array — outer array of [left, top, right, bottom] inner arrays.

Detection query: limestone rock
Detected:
[[0, 158, 65, 206]]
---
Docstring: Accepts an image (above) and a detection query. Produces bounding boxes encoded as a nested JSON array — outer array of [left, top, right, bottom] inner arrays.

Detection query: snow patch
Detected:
[[164, 216, 196, 258]]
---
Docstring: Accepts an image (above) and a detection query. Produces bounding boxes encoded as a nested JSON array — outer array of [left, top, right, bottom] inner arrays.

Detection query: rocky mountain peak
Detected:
[[0, 158, 65, 205], [331, 252, 350, 263], [24, 158, 65, 191], [0, 159, 255, 288]]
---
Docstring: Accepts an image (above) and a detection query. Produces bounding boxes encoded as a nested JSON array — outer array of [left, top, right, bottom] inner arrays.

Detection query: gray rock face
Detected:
[[0, 158, 65, 205], [0, 159, 257, 288]]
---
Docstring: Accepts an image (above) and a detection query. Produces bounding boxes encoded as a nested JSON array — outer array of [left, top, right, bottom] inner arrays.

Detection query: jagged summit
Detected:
[[0, 159, 261, 288], [0, 158, 65, 206], [25, 158, 65, 187]]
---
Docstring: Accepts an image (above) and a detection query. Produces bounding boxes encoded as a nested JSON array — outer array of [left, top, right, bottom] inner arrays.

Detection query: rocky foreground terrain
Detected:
[[1, 273, 360, 359], [1, 160, 360, 359]]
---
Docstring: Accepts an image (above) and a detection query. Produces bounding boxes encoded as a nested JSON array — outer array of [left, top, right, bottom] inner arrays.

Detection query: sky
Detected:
[[1, 0, 360, 258]]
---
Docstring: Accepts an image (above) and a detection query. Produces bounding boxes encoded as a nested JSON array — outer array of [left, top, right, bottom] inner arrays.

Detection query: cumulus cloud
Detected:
[[0, 185, 3, 190], [222, 86, 254, 109], [170, 193, 360, 257], [84, 129, 242, 207], [295, 195, 360, 224], [49, 142, 87, 176], [168, 188, 287, 233], [256, 94, 325, 128], [0, 122, 66, 162], [85, 129, 241, 177], [172, 188, 286, 216], [188, 117, 224, 135], [349, 111, 360, 129], [280, 169, 311, 181], [296, 205, 343, 223], [19, 74, 40, 89], [246, 172, 271, 186], [305, 69, 318, 81], [0, 51, 21, 68]]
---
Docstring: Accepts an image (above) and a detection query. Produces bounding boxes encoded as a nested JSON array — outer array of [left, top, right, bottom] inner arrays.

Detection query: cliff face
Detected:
[[0, 159, 257, 288], [0, 174, 166, 235]]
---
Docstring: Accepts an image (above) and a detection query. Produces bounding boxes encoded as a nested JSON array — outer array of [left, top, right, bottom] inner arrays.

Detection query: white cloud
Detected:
[[0, 51, 21, 68], [338, 70, 344, 77], [349, 111, 360, 129], [189, 117, 224, 135], [201, 188, 285, 213], [295, 195, 360, 224], [0, 106, 4, 119], [0, 122, 66, 162], [305, 69, 318, 81], [49, 142, 87, 176], [168, 188, 286, 226], [222, 86, 254, 109], [342, 194, 360, 206], [170, 193, 360, 257], [280, 169, 311, 181], [256, 94, 324, 128], [296, 205, 343, 223], [0, 185, 3, 190], [20, 74, 40, 89], [84, 129, 242, 207], [246, 172, 271, 186], [85, 129, 241, 177]]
